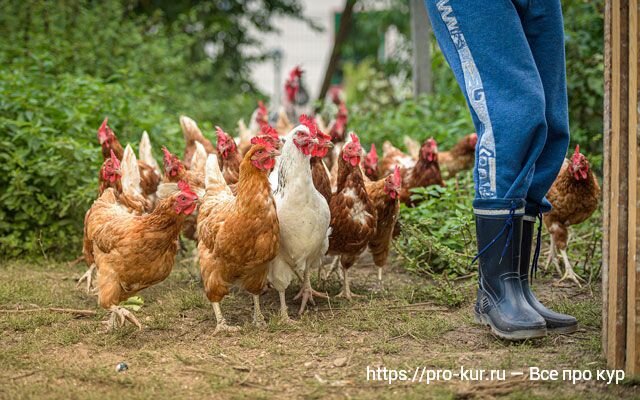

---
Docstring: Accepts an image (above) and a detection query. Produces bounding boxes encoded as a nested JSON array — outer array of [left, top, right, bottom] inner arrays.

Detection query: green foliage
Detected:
[[394, 172, 475, 277], [348, 92, 474, 150], [0, 67, 183, 258], [0, 0, 309, 259], [563, 0, 604, 166]]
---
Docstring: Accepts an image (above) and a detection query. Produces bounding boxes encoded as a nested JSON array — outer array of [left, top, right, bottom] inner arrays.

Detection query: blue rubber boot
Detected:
[[474, 211, 547, 340], [520, 216, 577, 333]]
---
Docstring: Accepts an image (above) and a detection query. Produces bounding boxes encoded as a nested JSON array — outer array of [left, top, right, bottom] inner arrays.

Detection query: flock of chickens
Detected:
[[79, 67, 599, 332]]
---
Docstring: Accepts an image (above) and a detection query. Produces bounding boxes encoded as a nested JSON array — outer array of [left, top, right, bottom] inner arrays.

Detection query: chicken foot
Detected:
[[558, 249, 585, 287], [276, 290, 296, 324], [293, 267, 328, 315], [336, 267, 363, 300], [321, 256, 344, 282], [105, 305, 142, 331], [76, 263, 96, 293], [372, 266, 385, 293], [212, 302, 240, 334], [252, 294, 266, 327]]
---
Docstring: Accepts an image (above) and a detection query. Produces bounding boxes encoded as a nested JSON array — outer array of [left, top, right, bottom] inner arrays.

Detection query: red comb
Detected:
[[177, 180, 196, 196], [258, 100, 267, 114], [574, 144, 580, 154], [251, 135, 275, 150], [110, 149, 121, 169], [290, 65, 304, 79], [349, 132, 360, 145], [393, 166, 402, 185], [215, 126, 228, 138], [299, 114, 318, 135], [261, 124, 279, 139], [100, 117, 108, 131]]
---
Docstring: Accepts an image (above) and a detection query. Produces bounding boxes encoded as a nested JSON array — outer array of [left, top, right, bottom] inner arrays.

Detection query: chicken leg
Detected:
[[336, 267, 363, 300], [105, 305, 142, 331], [212, 302, 239, 334], [544, 236, 557, 272], [294, 265, 329, 315], [322, 256, 344, 281], [277, 290, 296, 324], [252, 294, 266, 327], [77, 263, 96, 293], [372, 266, 385, 293], [558, 249, 584, 287]]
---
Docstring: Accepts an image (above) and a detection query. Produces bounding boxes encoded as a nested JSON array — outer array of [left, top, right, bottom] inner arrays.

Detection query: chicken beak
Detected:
[[270, 148, 281, 157]]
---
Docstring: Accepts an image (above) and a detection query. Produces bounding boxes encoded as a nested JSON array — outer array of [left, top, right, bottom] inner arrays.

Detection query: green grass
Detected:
[[0, 258, 635, 399]]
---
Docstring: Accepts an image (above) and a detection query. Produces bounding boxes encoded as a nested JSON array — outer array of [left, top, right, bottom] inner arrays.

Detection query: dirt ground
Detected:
[[0, 255, 637, 400]]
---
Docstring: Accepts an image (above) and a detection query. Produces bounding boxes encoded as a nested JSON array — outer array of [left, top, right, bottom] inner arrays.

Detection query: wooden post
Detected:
[[410, 0, 432, 97], [604, 0, 640, 375], [625, 0, 639, 375]]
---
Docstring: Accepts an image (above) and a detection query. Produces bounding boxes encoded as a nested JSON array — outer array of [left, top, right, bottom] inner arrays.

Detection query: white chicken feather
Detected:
[[268, 125, 331, 318]]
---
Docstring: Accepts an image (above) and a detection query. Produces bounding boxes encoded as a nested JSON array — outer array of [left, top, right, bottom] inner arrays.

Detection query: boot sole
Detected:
[[474, 313, 547, 341], [547, 324, 578, 334]]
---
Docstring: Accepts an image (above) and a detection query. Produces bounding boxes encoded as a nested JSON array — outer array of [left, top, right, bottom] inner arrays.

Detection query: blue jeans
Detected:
[[424, 0, 570, 216]]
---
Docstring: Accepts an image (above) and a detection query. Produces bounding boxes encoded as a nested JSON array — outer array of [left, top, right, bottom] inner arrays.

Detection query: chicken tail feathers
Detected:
[[122, 144, 142, 197], [190, 141, 208, 175], [205, 154, 232, 196], [139, 131, 161, 175]]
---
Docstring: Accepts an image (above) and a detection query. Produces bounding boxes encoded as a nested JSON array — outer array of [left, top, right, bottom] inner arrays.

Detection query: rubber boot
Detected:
[[520, 216, 578, 333], [474, 212, 547, 340]]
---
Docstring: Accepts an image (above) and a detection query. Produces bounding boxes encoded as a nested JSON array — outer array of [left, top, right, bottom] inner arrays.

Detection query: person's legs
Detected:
[[517, 0, 571, 215], [424, 0, 548, 211], [515, 1, 576, 331], [424, 0, 550, 339]]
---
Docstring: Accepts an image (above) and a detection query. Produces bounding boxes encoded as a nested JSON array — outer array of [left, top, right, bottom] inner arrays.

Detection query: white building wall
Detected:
[[249, 0, 345, 101]]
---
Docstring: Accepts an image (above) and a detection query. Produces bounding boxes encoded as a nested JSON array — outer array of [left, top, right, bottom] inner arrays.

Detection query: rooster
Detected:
[[268, 116, 333, 319], [328, 133, 377, 299], [215, 126, 242, 185], [544, 145, 600, 286], [97, 118, 160, 203], [283, 65, 309, 120], [438, 133, 478, 179], [362, 143, 379, 181], [366, 167, 402, 289], [83, 180, 197, 329], [179, 116, 216, 169], [197, 139, 280, 333], [398, 138, 445, 206]]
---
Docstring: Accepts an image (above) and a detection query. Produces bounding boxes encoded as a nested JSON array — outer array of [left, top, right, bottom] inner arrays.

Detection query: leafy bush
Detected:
[[0, 66, 187, 258], [563, 0, 604, 167], [0, 0, 307, 259], [348, 92, 474, 151], [393, 171, 475, 277]]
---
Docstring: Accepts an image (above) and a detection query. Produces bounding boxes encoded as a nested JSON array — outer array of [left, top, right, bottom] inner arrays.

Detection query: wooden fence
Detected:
[[603, 0, 639, 375]]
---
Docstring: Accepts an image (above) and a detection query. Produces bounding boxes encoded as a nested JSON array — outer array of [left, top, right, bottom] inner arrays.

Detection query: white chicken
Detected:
[[268, 119, 333, 319]]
